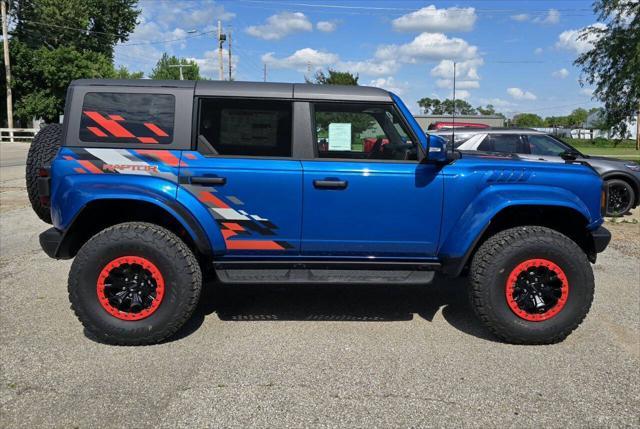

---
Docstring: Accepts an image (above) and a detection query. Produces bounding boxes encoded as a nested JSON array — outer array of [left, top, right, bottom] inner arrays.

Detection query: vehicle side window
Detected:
[[313, 103, 417, 161], [198, 98, 292, 157], [478, 134, 522, 153], [79, 92, 175, 144], [527, 135, 570, 156]]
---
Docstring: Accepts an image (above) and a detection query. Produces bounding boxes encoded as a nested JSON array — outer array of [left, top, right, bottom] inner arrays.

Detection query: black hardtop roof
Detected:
[[70, 79, 392, 102]]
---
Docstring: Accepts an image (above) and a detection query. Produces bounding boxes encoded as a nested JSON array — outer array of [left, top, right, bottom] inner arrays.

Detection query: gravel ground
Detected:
[[1, 142, 639, 428]]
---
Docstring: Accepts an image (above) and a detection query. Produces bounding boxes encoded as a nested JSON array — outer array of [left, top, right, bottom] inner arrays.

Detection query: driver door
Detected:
[[300, 102, 443, 257]]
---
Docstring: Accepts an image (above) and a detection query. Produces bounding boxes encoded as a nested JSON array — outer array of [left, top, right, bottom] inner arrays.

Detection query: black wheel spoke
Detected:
[[102, 262, 158, 315], [511, 264, 565, 316]]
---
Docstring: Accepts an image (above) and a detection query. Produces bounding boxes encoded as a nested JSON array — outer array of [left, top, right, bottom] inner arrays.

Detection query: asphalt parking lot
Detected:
[[1, 142, 639, 428]]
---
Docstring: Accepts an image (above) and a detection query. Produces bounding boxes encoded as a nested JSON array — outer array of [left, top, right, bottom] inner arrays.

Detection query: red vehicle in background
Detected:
[[428, 121, 490, 130]]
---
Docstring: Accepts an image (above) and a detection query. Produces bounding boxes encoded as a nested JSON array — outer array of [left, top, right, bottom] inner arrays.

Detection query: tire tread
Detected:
[[68, 222, 202, 346], [469, 226, 594, 345]]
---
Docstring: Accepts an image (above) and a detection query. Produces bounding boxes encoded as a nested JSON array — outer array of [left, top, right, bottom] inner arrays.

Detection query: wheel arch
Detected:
[[601, 172, 639, 206], [56, 197, 213, 261], [440, 203, 596, 277]]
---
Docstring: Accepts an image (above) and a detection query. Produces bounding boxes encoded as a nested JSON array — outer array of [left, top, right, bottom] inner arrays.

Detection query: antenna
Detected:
[[451, 61, 456, 154]]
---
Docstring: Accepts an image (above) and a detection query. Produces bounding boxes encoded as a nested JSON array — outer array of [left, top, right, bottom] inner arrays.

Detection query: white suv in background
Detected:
[[433, 128, 640, 216]]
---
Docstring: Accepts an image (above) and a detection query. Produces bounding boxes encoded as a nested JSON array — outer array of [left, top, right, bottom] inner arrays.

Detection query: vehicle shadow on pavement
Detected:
[[169, 276, 499, 343]]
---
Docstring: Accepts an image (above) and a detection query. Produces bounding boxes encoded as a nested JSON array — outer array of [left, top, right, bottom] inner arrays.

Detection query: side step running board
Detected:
[[215, 268, 436, 285]]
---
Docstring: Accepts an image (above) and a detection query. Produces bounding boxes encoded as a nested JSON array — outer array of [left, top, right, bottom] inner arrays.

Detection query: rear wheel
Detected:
[[26, 124, 62, 224], [606, 179, 635, 216], [469, 226, 594, 344], [68, 222, 202, 345]]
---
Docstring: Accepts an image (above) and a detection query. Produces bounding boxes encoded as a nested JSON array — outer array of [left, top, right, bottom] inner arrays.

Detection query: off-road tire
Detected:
[[68, 222, 202, 345], [605, 178, 635, 216], [470, 226, 594, 345], [26, 124, 62, 223]]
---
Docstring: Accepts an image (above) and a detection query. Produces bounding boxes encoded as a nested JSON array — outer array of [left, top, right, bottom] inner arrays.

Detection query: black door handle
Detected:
[[191, 176, 226, 186], [313, 179, 348, 189]]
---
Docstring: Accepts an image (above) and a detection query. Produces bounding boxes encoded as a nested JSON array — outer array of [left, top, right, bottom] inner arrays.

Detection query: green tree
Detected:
[[149, 53, 201, 80], [10, 41, 115, 121], [11, 0, 140, 59], [5, 0, 140, 122], [309, 69, 359, 85], [566, 108, 589, 128], [476, 104, 496, 115], [417, 97, 442, 114], [513, 113, 545, 127], [418, 97, 476, 115], [544, 115, 569, 127], [575, 0, 640, 137], [114, 66, 144, 79]]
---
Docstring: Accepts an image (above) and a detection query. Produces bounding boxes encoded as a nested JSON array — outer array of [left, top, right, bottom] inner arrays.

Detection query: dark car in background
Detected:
[[432, 128, 640, 216]]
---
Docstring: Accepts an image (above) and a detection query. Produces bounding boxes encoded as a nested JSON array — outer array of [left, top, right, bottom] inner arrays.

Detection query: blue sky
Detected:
[[114, 0, 603, 117]]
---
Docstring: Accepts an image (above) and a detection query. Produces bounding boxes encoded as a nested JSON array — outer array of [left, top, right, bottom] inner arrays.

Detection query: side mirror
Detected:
[[424, 134, 448, 163], [560, 151, 577, 162]]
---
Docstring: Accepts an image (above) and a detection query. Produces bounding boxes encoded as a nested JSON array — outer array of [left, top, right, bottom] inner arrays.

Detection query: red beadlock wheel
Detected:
[[96, 256, 165, 321], [505, 258, 569, 322]]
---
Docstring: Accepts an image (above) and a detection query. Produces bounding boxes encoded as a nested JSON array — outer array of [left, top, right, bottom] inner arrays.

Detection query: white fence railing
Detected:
[[0, 128, 38, 143]]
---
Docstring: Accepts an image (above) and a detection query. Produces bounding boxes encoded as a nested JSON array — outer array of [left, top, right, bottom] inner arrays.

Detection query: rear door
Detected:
[[178, 97, 302, 255], [300, 102, 443, 257]]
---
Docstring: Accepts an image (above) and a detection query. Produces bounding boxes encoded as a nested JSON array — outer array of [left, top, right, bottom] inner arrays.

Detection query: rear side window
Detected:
[[478, 134, 523, 153], [79, 92, 175, 144], [198, 98, 292, 157]]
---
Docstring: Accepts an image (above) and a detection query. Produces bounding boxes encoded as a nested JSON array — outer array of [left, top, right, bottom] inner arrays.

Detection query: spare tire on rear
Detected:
[[26, 124, 62, 224]]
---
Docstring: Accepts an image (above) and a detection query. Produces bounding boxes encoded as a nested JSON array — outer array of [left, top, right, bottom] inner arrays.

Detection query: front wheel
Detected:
[[606, 179, 635, 216], [68, 222, 202, 345], [469, 226, 594, 345]]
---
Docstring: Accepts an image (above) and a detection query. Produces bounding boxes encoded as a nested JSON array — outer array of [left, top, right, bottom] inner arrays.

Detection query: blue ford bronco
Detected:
[[27, 79, 611, 345]]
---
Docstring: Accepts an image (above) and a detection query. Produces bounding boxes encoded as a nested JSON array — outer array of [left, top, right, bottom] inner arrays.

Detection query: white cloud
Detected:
[[392, 5, 476, 32], [436, 79, 480, 89], [188, 49, 239, 79], [316, 21, 337, 32], [556, 23, 606, 54], [580, 87, 595, 97], [431, 58, 482, 80], [368, 77, 409, 95], [534, 9, 560, 24], [336, 59, 399, 77], [262, 32, 481, 79], [534, 47, 544, 55], [507, 87, 537, 100], [114, 1, 235, 72], [552, 68, 569, 79], [150, 0, 234, 30], [246, 12, 312, 40], [454, 89, 471, 100], [430, 58, 483, 90], [262, 48, 338, 71], [511, 14, 530, 22], [375, 32, 478, 63], [477, 97, 515, 108]]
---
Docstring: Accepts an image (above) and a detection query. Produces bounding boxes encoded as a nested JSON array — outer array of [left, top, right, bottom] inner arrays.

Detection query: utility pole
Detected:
[[168, 64, 192, 80], [263, 63, 267, 82], [217, 20, 226, 81], [451, 61, 456, 146], [2, 0, 14, 142], [636, 104, 640, 150], [227, 27, 232, 81]]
